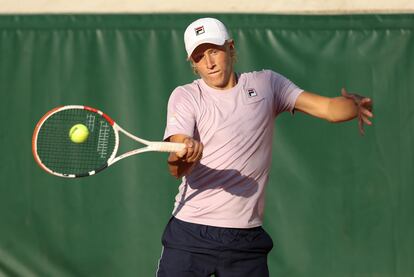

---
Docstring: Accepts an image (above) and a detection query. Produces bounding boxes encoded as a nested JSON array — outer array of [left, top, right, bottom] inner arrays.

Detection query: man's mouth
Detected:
[[208, 71, 220, 75]]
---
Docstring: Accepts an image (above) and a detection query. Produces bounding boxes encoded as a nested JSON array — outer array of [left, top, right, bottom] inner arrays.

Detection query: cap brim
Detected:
[[187, 37, 226, 59]]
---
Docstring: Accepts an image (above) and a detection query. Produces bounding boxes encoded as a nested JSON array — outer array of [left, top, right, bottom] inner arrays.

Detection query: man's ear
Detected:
[[227, 39, 235, 49], [227, 40, 236, 61]]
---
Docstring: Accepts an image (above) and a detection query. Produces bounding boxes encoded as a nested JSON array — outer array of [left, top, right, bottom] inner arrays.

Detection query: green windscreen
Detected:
[[0, 14, 413, 277]]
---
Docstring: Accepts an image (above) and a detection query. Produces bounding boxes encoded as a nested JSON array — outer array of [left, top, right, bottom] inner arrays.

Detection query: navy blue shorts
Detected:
[[156, 217, 274, 277]]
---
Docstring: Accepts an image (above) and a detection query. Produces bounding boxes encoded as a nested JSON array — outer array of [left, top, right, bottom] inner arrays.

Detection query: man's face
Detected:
[[190, 41, 235, 90]]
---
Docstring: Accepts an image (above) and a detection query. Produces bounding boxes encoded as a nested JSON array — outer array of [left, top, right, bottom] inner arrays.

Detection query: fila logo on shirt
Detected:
[[194, 26, 205, 36], [247, 88, 258, 97]]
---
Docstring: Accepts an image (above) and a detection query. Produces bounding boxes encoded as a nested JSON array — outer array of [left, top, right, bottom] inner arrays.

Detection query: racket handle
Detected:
[[149, 142, 186, 153]]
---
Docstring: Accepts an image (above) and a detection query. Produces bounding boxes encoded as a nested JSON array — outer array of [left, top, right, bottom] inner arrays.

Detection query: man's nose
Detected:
[[205, 55, 215, 69]]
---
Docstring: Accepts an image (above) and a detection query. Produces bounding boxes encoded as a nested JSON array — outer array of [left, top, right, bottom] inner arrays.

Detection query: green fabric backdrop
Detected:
[[0, 14, 413, 277]]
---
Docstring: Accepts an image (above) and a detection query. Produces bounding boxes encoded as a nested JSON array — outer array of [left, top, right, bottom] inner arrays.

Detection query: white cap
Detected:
[[184, 18, 230, 58]]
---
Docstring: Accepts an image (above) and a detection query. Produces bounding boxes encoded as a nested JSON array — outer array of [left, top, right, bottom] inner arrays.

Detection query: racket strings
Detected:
[[36, 109, 116, 176]]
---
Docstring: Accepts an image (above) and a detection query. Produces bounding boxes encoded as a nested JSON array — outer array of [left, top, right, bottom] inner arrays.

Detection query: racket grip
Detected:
[[150, 142, 186, 153]]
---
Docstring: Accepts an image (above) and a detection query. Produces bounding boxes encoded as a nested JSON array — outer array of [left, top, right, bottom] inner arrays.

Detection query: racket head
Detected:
[[32, 105, 119, 178]]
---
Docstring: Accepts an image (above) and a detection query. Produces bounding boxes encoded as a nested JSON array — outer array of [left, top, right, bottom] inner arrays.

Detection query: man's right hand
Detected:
[[167, 134, 203, 178], [176, 137, 204, 163]]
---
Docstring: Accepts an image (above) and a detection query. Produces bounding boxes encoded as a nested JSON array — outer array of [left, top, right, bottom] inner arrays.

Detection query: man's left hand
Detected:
[[341, 88, 374, 135]]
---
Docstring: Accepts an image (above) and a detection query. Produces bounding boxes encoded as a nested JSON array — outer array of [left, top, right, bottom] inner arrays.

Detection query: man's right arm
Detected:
[[167, 134, 203, 179]]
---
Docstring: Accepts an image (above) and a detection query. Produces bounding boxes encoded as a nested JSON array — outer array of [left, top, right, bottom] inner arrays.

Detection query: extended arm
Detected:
[[294, 88, 373, 135]]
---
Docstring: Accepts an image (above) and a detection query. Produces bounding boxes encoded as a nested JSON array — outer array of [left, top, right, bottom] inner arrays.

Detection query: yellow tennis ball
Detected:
[[69, 124, 89, 143]]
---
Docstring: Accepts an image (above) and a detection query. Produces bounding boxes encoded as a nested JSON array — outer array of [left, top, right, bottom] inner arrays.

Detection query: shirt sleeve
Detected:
[[163, 86, 196, 141], [267, 70, 303, 115]]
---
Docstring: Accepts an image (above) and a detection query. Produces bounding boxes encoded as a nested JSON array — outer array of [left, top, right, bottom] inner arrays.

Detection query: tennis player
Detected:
[[157, 17, 373, 277]]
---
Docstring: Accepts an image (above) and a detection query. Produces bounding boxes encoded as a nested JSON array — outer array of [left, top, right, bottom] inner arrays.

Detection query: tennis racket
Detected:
[[32, 105, 185, 178]]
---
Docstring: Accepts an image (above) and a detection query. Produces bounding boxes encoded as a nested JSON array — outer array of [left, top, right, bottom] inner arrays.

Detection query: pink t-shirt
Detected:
[[164, 70, 303, 228]]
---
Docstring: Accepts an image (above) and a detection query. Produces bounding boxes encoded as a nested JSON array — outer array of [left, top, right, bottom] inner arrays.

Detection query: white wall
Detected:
[[0, 0, 413, 14]]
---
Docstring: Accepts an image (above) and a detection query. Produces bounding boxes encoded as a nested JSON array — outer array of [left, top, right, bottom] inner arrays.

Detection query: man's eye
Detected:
[[193, 54, 203, 62]]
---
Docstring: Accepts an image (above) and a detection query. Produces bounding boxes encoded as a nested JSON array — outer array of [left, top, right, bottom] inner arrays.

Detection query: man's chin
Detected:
[[203, 78, 220, 87]]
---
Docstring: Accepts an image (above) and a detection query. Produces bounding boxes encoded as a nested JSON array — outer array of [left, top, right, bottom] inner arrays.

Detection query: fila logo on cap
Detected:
[[247, 88, 257, 97], [184, 18, 230, 58], [194, 26, 205, 36]]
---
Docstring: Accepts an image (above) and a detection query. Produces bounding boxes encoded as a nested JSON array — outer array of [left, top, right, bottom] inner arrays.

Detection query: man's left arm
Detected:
[[294, 88, 374, 135]]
